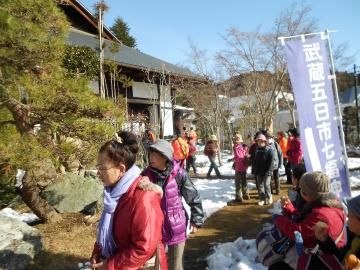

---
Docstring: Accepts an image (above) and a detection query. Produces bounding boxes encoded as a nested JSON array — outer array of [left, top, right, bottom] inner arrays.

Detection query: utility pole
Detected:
[[96, 1, 106, 98], [354, 64, 359, 139]]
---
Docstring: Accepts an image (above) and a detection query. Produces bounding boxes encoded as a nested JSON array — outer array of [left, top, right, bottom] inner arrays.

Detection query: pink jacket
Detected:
[[233, 143, 248, 172]]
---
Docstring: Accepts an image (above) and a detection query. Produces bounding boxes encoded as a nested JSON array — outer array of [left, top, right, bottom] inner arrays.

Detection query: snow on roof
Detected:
[[174, 105, 194, 111]]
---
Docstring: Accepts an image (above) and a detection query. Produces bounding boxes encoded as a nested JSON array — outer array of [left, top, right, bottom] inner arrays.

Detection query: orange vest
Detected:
[[172, 138, 189, 160], [279, 137, 288, 158]]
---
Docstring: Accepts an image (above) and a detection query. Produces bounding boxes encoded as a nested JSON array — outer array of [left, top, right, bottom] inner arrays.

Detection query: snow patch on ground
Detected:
[[0, 207, 40, 224], [350, 170, 360, 188], [348, 157, 360, 169], [206, 237, 266, 270], [189, 179, 257, 220], [195, 150, 235, 176]]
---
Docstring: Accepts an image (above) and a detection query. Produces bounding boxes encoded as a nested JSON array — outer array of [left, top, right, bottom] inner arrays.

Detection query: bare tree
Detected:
[[332, 42, 356, 71], [178, 40, 236, 163], [217, 4, 318, 129]]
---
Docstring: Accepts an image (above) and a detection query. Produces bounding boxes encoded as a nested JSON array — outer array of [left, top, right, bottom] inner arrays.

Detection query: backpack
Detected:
[[256, 223, 293, 267], [172, 138, 189, 160], [296, 254, 343, 270], [295, 223, 346, 270]]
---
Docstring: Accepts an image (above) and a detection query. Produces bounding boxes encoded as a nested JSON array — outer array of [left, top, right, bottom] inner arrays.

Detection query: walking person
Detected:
[[204, 135, 221, 178], [172, 130, 189, 168], [228, 134, 249, 205], [142, 139, 204, 270], [253, 133, 274, 206], [91, 131, 167, 270], [186, 135, 198, 175], [266, 131, 283, 195]]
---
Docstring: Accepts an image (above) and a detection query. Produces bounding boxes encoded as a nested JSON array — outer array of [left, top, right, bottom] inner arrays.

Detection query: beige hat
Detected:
[[210, 134, 218, 141], [234, 134, 243, 142], [299, 171, 330, 198]]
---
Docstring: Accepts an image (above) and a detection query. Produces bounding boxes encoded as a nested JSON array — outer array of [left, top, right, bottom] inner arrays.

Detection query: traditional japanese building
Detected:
[[57, 0, 199, 138]]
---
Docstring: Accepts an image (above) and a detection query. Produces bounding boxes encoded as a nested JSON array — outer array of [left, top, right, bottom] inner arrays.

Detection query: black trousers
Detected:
[[186, 156, 197, 174], [272, 169, 280, 194], [284, 158, 292, 184]]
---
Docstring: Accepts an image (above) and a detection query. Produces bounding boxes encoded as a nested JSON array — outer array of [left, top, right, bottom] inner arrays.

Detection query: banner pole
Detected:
[[278, 29, 338, 42], [325, 29, 352, 197]]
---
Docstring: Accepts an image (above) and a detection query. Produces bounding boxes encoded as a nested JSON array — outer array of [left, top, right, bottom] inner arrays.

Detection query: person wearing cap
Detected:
[[312, 195, 360, 268], [265, 131, 283, 195], [204, 134, 221, 178], [142, 139, 204, 270], [272, 172, 346, 269], [228, 133, 249, 204], [248, 130, 266, 176], [253, 133, 274, 205]]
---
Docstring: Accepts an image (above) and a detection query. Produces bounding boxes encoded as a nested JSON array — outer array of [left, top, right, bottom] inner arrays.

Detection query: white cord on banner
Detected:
[[278, 29, 338, 42], [279, 37, 285, 46]]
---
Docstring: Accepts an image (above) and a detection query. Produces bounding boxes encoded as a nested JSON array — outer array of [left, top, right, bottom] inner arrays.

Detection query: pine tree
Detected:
[[110, 17, 137, 48], [0, 0, 125, 222]]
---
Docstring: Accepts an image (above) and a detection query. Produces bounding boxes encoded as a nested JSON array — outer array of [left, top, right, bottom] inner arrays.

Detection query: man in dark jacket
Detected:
[[253, 133, 274, 206]]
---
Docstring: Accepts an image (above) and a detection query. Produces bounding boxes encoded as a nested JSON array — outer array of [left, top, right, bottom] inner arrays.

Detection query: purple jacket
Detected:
[[233, 143, 248, 172], [143, 162, 187, 245]]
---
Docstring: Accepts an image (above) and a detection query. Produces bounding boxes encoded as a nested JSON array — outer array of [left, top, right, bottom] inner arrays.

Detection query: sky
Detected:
[[80, 0, 360, 73]]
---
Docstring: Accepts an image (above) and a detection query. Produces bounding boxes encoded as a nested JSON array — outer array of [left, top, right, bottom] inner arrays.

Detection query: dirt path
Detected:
[[184, 184, 291, 269]]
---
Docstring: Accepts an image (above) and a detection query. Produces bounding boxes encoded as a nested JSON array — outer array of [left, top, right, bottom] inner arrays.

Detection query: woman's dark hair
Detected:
[[289, 127, 300, 137], [292, 164, 306, 181], [99, 130, 139, 170]]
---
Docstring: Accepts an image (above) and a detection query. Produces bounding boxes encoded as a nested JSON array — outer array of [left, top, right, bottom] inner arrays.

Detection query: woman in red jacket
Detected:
[[270, 172, 346, 270], [287, 128, 303, 168], [91, 131, 167, 270]]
